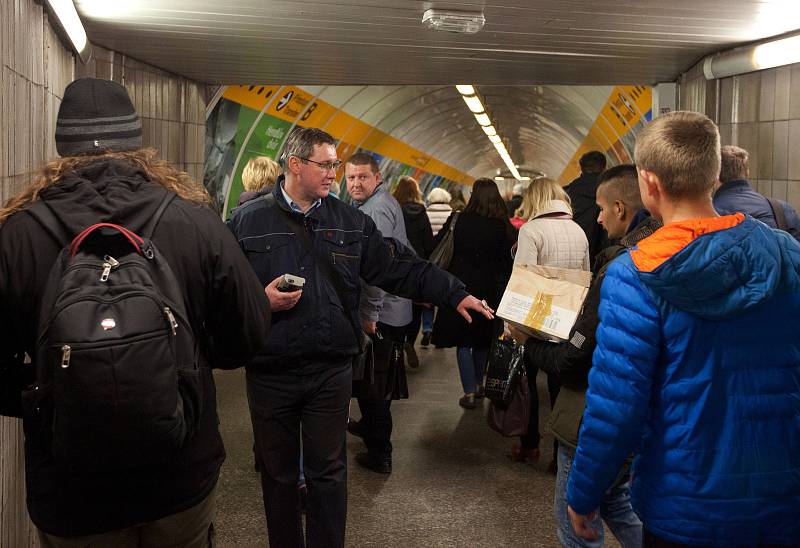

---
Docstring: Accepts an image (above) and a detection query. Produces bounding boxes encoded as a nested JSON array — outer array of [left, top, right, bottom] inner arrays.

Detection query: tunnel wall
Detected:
[[206, 85, 476, 216], [0, 1, 207, 545], [678, 60, 800, 211]]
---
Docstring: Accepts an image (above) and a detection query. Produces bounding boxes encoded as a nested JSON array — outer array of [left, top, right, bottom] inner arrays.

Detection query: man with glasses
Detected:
[[228, 127, 491, 548]]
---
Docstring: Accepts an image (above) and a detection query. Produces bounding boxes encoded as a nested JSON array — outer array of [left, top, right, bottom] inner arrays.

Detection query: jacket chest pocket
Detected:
[[240, 233, 294, 285], [319, 230, 361, 289]]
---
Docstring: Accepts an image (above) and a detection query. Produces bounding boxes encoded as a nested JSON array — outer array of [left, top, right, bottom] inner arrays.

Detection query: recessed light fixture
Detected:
[[423, 9, 485, 34], [462, 94, 485, 114], [474, 113, 491, 126], [456, 84, 523, 180]]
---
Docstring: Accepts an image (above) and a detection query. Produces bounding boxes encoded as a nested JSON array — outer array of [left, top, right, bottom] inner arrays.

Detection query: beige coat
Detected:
[[514, 199, 590, 271]]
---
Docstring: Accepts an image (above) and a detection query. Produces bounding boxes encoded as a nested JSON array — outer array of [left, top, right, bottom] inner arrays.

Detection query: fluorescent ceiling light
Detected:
[[753, 35, 800, 71], [474, 112, 491, 126], [456, 85, 476, 96], [422, 9, 486, 34], [45, 0, 91, 63], [520, 177, 531, 181], [455, 83, 524, 180], [495, 176, 505, 181], [462, 94, 484, 114], [704, 31, 800, 79]]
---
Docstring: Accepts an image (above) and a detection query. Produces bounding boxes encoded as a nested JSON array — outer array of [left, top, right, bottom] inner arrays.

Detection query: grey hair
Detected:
[[279, 127, 336, 168], [719, 145, 749, 184], [427, 187, 452, 204]]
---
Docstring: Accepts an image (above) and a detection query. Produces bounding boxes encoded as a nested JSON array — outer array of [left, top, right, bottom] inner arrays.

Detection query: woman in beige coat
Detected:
[[511, 178, 589, 468]]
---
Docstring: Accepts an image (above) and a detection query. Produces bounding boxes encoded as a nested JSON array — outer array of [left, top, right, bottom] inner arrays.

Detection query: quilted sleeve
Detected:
[[566, 256, 661, 514]]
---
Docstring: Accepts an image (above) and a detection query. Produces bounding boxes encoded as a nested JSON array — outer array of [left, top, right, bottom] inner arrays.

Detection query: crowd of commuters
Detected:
[[0, 76, 798, 548]]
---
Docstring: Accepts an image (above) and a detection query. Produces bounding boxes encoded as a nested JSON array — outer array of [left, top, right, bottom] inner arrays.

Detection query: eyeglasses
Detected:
[[299, 157, 342, 171]]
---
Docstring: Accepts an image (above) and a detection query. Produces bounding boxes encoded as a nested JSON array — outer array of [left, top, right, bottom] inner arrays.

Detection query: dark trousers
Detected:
[[404, 303, 425, 344], [356, 322, 405, 460], [521, 365, 561, 450], [247, 360, 352, 548]]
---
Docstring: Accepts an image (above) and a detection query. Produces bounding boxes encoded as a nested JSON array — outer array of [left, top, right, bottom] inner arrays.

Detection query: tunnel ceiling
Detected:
[[73, 0, 800, 180], [74, 0, 800, 86]]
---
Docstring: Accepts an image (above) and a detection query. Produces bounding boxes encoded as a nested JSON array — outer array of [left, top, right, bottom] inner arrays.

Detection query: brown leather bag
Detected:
[[487, 369, 530, 437]]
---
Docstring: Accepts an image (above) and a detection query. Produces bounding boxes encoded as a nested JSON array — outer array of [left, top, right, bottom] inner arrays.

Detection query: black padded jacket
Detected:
[[0, 158, 271, 536], [228, 178, 469, 370]]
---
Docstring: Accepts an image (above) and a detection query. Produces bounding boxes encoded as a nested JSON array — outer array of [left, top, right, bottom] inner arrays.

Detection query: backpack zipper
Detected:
[[164, 307, 178, 335], [39, 292, 190, 348], [99, 255, 120, 282], [61, 345, 71, 368]]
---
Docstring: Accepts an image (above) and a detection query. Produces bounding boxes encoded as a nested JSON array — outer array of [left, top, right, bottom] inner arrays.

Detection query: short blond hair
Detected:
[[634, 111, 720, 199], [242, 156, 281, 192], [517, 177, 571, 220]]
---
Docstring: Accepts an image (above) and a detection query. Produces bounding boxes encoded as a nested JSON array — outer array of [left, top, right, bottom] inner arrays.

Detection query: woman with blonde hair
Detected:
[[392, 176, 435, 366], [511, 177, 589, 469], [237, 156, 281, 206]]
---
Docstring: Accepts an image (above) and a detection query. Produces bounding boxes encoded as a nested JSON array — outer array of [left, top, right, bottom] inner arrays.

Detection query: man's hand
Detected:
[[361, 319, 377, 335], [567, 505, 599, 541], [265, 276, 302, 312], [456, 296, 494, 323], [507, 323, 529, 345]]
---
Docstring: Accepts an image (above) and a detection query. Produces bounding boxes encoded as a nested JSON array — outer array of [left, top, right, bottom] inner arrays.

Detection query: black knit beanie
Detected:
[[55, 77, 143, 157]]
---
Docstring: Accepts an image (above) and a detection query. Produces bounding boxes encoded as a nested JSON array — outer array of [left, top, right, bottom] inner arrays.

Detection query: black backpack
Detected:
[[25, 193, 202, 469]]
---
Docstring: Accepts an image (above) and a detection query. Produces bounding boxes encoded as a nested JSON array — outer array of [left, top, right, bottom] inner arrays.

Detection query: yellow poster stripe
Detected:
[[222, 85, 474, 186], [559, 86, 651, 185]]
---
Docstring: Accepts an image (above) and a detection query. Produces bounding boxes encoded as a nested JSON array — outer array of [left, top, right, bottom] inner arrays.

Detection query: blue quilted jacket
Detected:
[[567, 215, 800, 546]]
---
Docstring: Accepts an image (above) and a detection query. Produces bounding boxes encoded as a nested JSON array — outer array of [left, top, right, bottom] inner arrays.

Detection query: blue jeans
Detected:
[[456, 347, 488, 394], [555, 445, 642, 548], [422, 308, 434, 333]]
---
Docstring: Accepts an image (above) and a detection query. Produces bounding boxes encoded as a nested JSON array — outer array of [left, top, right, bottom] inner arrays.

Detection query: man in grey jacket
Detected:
[[344, 152, 411, 474]]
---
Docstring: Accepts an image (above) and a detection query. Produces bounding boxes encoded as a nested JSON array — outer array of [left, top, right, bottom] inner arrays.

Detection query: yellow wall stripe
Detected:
[[223, 85, 474, 185]]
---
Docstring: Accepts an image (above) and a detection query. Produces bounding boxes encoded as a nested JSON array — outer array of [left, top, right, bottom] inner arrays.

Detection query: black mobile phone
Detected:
[[277, 273, 305, 292]]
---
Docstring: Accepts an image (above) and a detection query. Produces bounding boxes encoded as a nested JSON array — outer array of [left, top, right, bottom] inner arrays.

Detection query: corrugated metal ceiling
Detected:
[[74, 0, 800, 85], [72, 1, 800, 180]]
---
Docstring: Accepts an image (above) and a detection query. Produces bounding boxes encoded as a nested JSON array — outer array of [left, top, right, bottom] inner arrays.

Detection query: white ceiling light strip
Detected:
[[456, 84, 522, 180]]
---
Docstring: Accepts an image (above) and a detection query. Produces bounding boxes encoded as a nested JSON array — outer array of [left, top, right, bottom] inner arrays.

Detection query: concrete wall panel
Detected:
[[1, 2, 207, 545], [680, 60, 800, 208]]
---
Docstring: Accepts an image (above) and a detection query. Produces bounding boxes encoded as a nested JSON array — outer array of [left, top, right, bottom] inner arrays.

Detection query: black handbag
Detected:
[[484, 336, 525, 406], [352, 330, 409, 401], [428, 212, 459, 270]]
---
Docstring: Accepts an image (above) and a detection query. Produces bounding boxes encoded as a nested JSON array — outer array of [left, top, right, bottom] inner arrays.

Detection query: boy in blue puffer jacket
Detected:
[[566, 111, 800, 547]]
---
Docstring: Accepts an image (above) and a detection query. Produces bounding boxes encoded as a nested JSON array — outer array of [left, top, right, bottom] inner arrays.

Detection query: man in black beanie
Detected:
[[0, 77, 271, 547]]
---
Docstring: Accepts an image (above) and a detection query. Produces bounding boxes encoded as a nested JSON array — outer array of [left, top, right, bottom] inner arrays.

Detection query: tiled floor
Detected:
[[213, 345, 619, 547]]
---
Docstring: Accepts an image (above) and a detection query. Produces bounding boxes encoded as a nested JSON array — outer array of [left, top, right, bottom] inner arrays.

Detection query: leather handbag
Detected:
[[352, 331, 408, 400], [487, 369, 530, 437], [428, 212, 459, 270]]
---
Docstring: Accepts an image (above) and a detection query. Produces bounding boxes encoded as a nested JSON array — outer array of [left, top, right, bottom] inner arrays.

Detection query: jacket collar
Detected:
[[532, 199, 572, 220], [630, 213, 745, 273], [715, 179, 752, 195]]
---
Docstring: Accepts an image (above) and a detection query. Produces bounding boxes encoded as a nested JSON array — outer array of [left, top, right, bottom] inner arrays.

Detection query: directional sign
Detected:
[[276, 90, 294, 111]]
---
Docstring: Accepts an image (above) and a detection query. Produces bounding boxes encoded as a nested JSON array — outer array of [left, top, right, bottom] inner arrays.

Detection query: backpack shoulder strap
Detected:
[[766, 197, 788, 231], [140, 191, 177, 239], [26, 200, 71, 247]]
